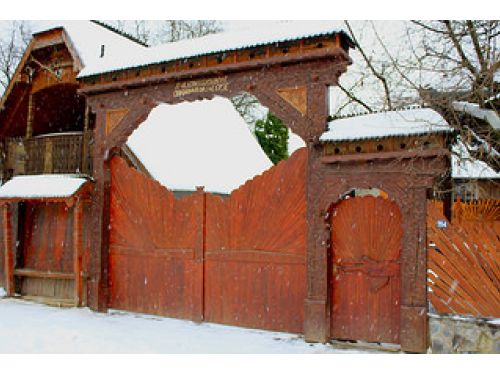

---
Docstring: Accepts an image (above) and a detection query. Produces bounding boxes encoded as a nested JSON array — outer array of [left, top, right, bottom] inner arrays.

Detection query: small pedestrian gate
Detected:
[[330, 195, 402, 344]]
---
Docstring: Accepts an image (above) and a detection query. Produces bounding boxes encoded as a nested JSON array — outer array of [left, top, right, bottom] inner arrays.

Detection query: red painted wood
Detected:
[[204, 149, 307, 333], [108, 150, 307, 333], [330, 196, 402, 344], [108, 156, 203, 321], [23, 202, 74, 273]]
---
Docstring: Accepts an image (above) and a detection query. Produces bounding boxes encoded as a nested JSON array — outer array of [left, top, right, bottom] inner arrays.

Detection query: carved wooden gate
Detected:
[[108, 156, 204, 321], [330, 196, 402, 344], [108, 149, 307, 332]]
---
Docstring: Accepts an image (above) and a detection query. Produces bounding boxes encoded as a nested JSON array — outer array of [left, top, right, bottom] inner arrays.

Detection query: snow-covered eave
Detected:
[[78, 23, 353, 79], [0, 174, 93, 202], [320, 108, 453, 143]]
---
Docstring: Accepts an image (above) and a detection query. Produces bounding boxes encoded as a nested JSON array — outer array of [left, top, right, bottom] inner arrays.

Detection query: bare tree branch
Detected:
[[344, 21, 393, 110], [337, 82, 373, 113]]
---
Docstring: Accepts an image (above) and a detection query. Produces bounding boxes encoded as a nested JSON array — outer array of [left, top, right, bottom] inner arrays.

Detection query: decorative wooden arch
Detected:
[[77, 31, 449, 353], [312, 149, 449, 352], [79, 35, 352, 317]]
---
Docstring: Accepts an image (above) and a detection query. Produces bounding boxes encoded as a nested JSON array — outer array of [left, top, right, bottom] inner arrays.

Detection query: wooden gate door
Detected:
[[18, 202, 76, 303], [330, 196, 402, 344], [108, 156, 204, 321]]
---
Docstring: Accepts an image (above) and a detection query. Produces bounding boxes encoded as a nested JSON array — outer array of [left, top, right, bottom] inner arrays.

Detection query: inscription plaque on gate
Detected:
[[173, 76, 229, 97]]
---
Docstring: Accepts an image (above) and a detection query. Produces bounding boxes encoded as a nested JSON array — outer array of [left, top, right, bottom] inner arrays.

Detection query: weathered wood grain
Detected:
[[205, 149, 307, 333], [23, 202, 74, 273], [108, 156, 203, 321], [330, 196, 403, 344]]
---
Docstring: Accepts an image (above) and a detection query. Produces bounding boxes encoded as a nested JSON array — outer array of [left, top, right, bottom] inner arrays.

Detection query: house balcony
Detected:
[[3, 131, 93, 179]]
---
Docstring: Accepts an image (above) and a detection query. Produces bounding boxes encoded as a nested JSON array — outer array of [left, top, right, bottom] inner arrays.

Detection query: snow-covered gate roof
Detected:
[[320, 108, 452, 142], [0, 174, 91, 201], [78, 21, 352, 78]]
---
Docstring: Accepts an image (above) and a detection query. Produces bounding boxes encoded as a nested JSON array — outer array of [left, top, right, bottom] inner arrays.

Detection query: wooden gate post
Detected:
[[2, 204, 14, 296], [400, 185, 430, 353], [303, 83, 331, 343], [87, 109, 111, 312]]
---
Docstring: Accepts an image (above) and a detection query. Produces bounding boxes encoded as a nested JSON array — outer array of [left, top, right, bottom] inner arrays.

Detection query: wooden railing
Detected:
[[8, 131, 93, 176]]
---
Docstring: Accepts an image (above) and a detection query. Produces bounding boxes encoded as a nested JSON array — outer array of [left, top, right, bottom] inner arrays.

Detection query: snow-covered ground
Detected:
[[0, 296, 372, 354]]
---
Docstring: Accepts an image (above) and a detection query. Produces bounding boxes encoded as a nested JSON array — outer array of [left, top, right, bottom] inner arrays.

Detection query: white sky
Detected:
[[127, 98, 273, 193]]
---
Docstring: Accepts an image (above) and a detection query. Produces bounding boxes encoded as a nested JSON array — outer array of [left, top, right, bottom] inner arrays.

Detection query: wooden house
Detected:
[[0, 21, 147, 305]]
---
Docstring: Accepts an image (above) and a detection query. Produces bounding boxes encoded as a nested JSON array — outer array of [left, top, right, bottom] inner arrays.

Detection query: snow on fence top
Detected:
[[0, 175, 89, 199], [451, 141, 500, 179], [320, 108, 452, 142], [126, 97, 273, 194], [78, 21, 347, 78]]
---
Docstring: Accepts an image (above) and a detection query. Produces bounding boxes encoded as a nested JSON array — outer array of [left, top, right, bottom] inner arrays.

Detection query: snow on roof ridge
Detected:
[[89, 20, 149, 47], [78, 20, 350, 78]]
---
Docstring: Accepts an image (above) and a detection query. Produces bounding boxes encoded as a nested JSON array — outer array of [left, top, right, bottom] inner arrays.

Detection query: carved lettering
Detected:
[[173, 76, 229, 97]]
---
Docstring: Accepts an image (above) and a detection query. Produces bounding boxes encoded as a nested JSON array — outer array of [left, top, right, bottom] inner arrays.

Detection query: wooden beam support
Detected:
[[14, 268, 74, 279], [26, 93, 34, 138]]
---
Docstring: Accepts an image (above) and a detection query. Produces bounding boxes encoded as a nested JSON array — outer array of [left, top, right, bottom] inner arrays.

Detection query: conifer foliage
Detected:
[[254, 112, 289, 165]]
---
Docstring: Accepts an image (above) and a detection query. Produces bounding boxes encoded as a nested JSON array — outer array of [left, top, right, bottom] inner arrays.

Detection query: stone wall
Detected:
[[429, 314, 500, 353]]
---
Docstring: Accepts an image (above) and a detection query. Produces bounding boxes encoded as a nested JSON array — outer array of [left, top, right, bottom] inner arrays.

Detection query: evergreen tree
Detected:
[[254, 112, 289, 165]]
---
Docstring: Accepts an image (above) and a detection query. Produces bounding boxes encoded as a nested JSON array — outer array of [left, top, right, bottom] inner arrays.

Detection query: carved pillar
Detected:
[[82, 104, 91, 175], [304, 83, 330, 343], [88, 109, 111, 312], [26, 93, 34, 138], [400, 184, 430, 353]]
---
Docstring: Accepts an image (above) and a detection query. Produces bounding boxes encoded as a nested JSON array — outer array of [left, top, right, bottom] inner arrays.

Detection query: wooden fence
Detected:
[[427, 201, 500, 318], [452, 199, 500, 222]]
